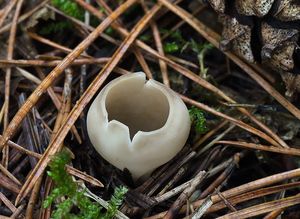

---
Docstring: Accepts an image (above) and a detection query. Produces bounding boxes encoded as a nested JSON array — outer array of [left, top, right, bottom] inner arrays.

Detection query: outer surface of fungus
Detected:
[[87, 73, 191, 179]]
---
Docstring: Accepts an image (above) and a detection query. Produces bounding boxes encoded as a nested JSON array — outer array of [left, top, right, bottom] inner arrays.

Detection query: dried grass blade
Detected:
[[16, 67, 41, 84], [192, 120, 228, 150], [3, 0, 25, 168], [166, 54, 198, 69], [217, 140, 300, 156], [25, 176, 42, 219], [66, 166, 104, 187], [0, 163, 21, 185], [11, 203, 25, 218], [27, 32, 91, 58], [0, 173, 20, 194], [199, 153, 240, 200], [15, 2, 160, 204], [133, 49, 153, 79], [263, 208, 286, 219], [0, 103, 5, 124], [216, 194, 300, 219], [0, 58, 110, 67], [141, 1, 169, 86], [164, 171, 207, 219], [0, 192, 17, 212]]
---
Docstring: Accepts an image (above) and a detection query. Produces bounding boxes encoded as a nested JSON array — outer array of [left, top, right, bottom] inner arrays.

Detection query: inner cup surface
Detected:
[[105, 78, 170, 139]]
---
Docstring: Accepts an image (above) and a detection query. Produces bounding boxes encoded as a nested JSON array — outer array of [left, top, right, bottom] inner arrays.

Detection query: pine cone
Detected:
[[207, 0, 300, 96]]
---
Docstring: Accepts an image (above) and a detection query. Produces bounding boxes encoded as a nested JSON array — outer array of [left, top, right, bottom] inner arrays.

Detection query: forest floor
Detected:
[[0, 0, 300, 218]]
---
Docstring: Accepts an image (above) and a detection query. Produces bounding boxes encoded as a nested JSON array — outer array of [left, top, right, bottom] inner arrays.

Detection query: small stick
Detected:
[[0, 192, 17, 212], [155, 177, 199, 203], [158, 165, 187, 196], [0, 58, 110, 67], [141, 0, 169, 86], [263, 208, 285, 219], [217, 140, 300, 156], [216, 194, 300, 219], [10, 203, 25, 218], [199, 153, 240, 199], [0, 163, 21, 186], [0, 173, 20, 194], [163, 171, 207, 219], [147, 151, 196, 196], [196, 124, 236, 156], [26, 176, 43, 219], [215, 189, 237, 212], [191, 196, 213, 219], [192, 120, 228, 150]]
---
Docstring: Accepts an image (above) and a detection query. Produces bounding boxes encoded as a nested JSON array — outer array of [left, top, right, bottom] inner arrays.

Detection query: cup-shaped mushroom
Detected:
[[87, 72, 191, 179]]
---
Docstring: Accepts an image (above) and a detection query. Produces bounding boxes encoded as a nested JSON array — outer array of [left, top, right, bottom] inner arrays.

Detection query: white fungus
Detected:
[[87, 72, 191, 179]]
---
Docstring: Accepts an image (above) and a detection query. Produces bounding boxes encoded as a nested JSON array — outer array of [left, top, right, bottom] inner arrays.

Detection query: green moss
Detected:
[[52, 0, 84, 20], [44, 150, 128, 219], [39, 0, 85, 35], [189, 106, 207, 134], [163, 42, 180, 53], [161, 29, 186, 53]]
